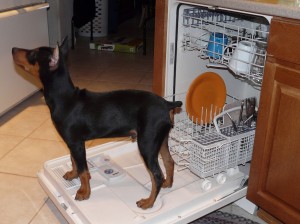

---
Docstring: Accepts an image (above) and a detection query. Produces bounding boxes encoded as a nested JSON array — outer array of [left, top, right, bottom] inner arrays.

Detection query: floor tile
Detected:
[[87, 81, 138, 92], [30, 198, 68, 224], [116, 58, 153, 72], [69, 65, 104, 80], [0, 138, 69, 177], [0, 92, 48, 127], [0, 110, 49, 137], [71, 78, 93, 89], [29, 119, 62, 141], [139, 72, 153, 85], [20, 94, 49, 114], [96, 67, 145, 84], [0, 134, 24, 159], [0, 173, 47, 224], [134, 84, 153, 92]]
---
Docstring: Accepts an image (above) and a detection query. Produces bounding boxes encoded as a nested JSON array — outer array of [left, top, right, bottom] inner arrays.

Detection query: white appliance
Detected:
[[0, 2, 49, 115], [38, 1, 272, 223], [47, 0, 73, 48]]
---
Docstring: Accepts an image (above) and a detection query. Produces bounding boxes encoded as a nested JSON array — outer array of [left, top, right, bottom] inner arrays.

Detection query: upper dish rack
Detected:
[[181, 7, 270, 86]]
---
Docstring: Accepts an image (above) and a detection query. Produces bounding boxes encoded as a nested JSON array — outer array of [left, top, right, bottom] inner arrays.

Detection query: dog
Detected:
[[12, 38, 182, 209]]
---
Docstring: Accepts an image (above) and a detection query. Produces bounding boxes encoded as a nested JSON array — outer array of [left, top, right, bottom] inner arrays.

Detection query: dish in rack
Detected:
[[185, 72, 226, 124]]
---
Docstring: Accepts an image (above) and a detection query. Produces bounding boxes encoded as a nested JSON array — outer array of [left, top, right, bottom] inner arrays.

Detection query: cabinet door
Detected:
[[153, 0, 168, 96], [247, 58, 300, 223]]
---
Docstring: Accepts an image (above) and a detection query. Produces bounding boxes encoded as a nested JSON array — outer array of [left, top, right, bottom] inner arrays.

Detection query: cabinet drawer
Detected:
[[268, 17, 300, 64]]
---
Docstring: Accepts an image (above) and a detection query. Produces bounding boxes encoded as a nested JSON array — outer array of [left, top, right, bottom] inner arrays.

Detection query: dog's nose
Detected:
[[12, 47, 19, 55]]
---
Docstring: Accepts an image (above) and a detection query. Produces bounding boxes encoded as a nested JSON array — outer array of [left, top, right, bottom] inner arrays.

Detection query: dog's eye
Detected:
[[29, 51, 36, 59], [27, 51, 37, 64]]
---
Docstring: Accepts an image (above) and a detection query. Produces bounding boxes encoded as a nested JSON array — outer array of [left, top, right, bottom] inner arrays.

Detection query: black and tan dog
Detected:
[[12, 38, 182, 209]]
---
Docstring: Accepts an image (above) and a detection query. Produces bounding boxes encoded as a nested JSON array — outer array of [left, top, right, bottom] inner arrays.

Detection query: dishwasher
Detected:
[[37, 1, 271, 223]]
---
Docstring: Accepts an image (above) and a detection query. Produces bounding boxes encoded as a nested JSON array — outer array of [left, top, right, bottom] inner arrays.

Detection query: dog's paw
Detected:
[[63, 171, 78, 181], [136, 198, 154, 209], [162, 179, 173, 188], [75, 188, 90, 201]]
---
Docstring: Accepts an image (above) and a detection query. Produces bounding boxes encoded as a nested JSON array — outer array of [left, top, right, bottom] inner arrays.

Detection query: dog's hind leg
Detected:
[[136, 124, 171, 209], [136, 154, 163, 209], [160, 134, 174, 188], [66, 142, 91, 200]]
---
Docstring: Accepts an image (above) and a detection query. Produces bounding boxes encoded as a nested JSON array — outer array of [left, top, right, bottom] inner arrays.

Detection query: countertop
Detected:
[[185, 0, 300, 20]]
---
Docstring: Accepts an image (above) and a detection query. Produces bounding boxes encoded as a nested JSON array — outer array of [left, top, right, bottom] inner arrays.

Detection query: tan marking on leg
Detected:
[[160, 135, 174, 188], [136, 172, 158, 209], [169, 110, 175, 126], [169, 108, 182, 126], [63, 156, 78, 180], [129, 129, 137, 142], [75, 170, 91, 201]]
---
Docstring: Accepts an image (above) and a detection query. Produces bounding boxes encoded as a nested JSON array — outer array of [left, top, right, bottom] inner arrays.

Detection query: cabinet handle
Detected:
[[0, 3, 49, 19]]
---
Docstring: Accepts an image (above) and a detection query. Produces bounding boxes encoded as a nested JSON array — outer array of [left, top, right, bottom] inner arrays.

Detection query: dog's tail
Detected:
[[166, 101, 182, 110]]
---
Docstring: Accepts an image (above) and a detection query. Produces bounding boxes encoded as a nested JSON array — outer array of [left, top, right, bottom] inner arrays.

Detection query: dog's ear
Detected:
[[59, 36, 69, 57], [49, 45, 59, 71]]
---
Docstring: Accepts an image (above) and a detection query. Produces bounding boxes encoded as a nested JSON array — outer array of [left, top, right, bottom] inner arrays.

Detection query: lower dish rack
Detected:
[[168, 95, 256, 183]]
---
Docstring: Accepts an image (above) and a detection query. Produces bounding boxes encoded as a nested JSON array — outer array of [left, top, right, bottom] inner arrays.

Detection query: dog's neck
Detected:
[[41, 58, 76, 113]]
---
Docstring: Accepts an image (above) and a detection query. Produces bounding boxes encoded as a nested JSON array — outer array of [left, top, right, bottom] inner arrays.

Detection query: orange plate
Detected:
[[186, 72, 226, 124]]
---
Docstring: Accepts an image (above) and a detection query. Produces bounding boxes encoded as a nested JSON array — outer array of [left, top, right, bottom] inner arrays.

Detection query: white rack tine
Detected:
[[200, 106, 204, 126], [205, 107, 208, 125]]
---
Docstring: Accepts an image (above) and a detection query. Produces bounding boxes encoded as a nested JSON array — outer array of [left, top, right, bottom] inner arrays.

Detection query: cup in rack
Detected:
[[207, 32, 228, 59], [188, 28, 210, 47], [223, 40, 257, 75], [251, 42, 267, 73], [250, 41, 267, 84]]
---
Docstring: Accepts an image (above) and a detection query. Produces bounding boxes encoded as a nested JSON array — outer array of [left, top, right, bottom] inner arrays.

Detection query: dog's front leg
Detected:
[[63, 156, 78, 180], [76, 169, 91, 200], [66, 142, 91, 200]]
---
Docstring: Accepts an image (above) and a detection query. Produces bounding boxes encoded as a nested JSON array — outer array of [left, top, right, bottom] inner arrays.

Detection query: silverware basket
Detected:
[[189, 107, 255, 178]]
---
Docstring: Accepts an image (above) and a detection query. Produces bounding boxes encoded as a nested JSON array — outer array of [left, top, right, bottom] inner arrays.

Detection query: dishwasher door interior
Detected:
[[38, 141, 250, 224]]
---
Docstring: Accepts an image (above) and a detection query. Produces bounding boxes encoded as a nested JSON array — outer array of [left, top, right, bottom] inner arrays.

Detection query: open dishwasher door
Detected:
[[38, 140, 250, 224]]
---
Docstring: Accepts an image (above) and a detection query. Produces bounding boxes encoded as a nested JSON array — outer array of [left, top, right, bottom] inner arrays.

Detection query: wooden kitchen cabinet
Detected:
[[247, 17, 300, 224], [152, 0, 168, 96]]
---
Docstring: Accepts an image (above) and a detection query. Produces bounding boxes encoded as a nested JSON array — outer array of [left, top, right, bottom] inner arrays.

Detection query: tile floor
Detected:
[[0, 18, 266, 224]]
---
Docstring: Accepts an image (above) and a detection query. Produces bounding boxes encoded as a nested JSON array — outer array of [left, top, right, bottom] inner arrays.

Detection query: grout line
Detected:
[[28, 197, 48, 224], [0, 171, 37, 179], [0, 135, 26, 161]]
